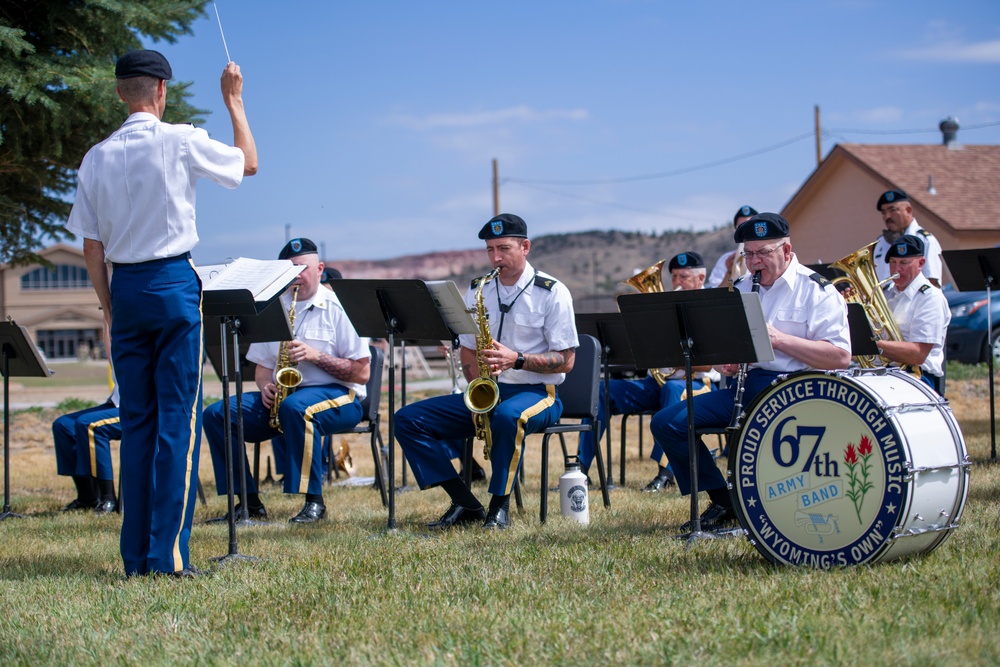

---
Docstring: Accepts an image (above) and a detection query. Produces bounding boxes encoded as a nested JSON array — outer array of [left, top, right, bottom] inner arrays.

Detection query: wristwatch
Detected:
[[513, 352, 525, 370]]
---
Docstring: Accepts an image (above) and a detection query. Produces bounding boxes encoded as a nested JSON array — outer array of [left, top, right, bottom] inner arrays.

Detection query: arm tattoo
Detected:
[[315, 353, 355, 381], [524, 350, 570, 374]]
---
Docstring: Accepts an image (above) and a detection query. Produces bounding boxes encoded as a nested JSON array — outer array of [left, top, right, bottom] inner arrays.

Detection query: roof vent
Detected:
[[939, 116, 959, 147], [927, 174, 937, 196]]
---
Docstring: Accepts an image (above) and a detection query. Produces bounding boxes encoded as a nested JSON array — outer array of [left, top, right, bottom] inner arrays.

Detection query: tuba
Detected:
[[621, 260, 674, 385], [465, 268, 502, 458], [270, 285, 303, 431], [829, 242, 917, 375]]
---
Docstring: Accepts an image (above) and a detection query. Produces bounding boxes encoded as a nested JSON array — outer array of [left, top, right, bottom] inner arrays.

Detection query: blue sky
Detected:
[[143, 1, 1000, 265]]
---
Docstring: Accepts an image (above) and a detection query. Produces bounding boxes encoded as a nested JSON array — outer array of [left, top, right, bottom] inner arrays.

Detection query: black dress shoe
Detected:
[[206, 503, 268, 524], [61, 498, 97, 512], [680, 502, 737, 533], [426, 503, 487, 529], [155, 566, 201, 579], [482, 507, 510, 530], [289, 501, 326, 524], [642, 475, 675, 493], [94, 499, 117, 514]]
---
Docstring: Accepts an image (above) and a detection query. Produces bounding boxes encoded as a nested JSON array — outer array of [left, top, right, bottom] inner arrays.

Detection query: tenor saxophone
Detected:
[[464, 267, 501, 458], [270, 285, 302, 431]]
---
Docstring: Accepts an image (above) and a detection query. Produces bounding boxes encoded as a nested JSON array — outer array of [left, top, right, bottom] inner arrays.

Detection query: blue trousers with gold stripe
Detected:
[[395, 384, 563, 497], [577, 376, 713, 472], [53, 401, 121, 481], [204, 384, 362, 497], [110, 255, 203, 576]]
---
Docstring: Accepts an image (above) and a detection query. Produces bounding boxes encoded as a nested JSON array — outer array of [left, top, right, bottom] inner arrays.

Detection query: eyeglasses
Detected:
[[741, 243, 786, 260]]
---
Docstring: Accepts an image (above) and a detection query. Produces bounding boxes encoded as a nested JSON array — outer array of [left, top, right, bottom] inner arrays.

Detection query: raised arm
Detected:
[[221, 62, 258, 176]]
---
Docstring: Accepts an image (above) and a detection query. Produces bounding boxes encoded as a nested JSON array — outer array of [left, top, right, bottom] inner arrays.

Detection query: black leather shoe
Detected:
[[206, 503, 268, 524], [642, 475, 675, 493], [61, 498, 97, 512], [482, 507, 510, 530], [426, 503, 486, 529], [157, 566, 201, 579], [289, 501, 326, 524], [94, 499, 117, 514], [680, 503, 737, 533]]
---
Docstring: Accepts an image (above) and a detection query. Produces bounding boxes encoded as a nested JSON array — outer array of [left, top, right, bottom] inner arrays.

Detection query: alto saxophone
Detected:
[[270, 285, 303, 431], [464, 267, 501, 458]]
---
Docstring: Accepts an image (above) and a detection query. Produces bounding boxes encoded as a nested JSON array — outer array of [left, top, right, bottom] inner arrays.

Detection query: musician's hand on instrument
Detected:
[[287, 340, 318, 364], [261, 382, 277, 408], [719, 363, 740, 376], [481, 342, 515, 375]]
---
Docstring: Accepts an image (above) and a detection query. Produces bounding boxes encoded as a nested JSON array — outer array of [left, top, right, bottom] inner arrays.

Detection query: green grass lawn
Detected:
[[1, 373, 999, 665]]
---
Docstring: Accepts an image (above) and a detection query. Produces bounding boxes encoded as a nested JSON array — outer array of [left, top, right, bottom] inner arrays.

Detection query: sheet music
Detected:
[[741, 291, 775, 363], [425, 280, 478, 335], [197, 258, 304, 301]]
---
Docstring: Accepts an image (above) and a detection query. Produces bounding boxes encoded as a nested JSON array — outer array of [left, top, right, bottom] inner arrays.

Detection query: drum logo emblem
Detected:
[[733, 374, 905, 567]]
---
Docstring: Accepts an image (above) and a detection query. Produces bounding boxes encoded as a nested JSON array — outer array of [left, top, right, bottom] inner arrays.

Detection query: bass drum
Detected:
[[728, 368, 969, 567]]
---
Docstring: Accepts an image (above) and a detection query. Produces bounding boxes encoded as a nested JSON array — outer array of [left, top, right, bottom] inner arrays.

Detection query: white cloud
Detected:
[[894, 39, 1000, 64], [384, 105, 591, 131]]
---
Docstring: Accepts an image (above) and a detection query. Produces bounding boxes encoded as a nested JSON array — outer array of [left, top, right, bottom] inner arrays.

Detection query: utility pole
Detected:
[[492, 158, 500, 216], [284, 223, 291, 242], [815, 105, 822, 166]]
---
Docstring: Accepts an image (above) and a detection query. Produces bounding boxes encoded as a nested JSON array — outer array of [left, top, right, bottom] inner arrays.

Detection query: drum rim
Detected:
[[727, 370, 909, 567]]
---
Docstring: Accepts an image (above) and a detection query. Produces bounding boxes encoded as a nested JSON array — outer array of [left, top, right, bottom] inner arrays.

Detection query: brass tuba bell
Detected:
[[620, 260, 674, 385]]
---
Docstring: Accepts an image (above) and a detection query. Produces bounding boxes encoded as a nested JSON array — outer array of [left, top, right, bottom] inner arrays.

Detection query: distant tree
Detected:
[[0, 1, 209, 265]]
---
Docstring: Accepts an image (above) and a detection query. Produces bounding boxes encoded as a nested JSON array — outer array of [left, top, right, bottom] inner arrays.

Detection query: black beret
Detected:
[[115, 50, 172, 80], [733, 205, 759, 225], [478, 213, 528, 240], [734, 212, 790, 243], [877, 189, 909, 211], [885, 234, 925, 261], [668, 252, 705, 271], [321, 267, 342, 283], [278, 237, 318, 260]]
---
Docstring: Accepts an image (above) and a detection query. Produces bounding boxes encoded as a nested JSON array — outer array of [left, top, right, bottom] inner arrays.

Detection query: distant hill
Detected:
[[329, 227, 734, 312]]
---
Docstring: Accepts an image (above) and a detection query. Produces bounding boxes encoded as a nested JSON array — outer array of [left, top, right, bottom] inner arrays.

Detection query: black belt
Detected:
[[111, 252, 191, 269]]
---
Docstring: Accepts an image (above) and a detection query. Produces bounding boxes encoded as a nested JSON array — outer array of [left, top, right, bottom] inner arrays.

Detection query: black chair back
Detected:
[[558, 334, 600, 421], [360, 345, 384, 422]]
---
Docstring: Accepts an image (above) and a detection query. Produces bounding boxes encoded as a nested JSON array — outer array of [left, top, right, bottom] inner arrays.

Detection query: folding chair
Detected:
[[513, 334, 612, 523]]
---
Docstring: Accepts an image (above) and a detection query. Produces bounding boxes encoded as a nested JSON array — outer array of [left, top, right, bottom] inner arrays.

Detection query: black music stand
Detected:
[[575, 312, 633, 491], [847, 303, 880, 358], [618, 288, 769, 543], [203, 283, 295, 564], [334, 280, 464, 531], [943, 247, 1000, 460], [0, 321, 52, 520]]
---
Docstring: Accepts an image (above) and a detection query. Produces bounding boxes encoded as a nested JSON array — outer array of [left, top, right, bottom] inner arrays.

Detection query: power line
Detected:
[[504, 132, 816, 186], [507, 180, 723, 224], [826, 119, 1000, 135]]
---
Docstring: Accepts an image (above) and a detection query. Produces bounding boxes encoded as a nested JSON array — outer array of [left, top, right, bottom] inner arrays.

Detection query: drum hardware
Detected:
[[887, 403, 940, 415]]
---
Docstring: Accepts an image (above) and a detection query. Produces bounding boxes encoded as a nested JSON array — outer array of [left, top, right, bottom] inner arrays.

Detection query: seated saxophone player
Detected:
[[576, 252, 718, 493], [203, 238, 370, 524], [875, 235, 951, 395], [395, 213, 578, 530], [706, 205, 758, 288], [649, 213, 851, 533]]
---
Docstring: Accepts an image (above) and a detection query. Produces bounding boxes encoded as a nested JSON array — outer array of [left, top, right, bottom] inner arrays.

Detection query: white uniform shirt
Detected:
[[246, 288, 370, 400], [459, 261, 579, 386], [885, 274, 950, 377], [707, 248, 748, 288], [738, 255, 851, 373], [66, 112, 245, 264], [873, 219, 943, 285]]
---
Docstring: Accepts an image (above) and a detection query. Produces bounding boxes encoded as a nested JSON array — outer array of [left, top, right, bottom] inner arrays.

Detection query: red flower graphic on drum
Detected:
[[844, 436, 874, 524]]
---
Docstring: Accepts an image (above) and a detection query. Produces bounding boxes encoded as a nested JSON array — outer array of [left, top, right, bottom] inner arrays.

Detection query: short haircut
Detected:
[[117, 75, 160, 106]]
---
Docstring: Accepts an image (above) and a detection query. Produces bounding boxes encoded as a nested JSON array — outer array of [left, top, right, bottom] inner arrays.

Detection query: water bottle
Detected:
[[559, 455, 589, 525]]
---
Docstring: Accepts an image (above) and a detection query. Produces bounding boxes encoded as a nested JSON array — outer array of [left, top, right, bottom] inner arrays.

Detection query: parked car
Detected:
[[945, 287, 1000, 364]]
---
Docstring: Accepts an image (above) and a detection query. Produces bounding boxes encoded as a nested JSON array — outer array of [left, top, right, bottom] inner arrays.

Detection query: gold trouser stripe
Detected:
[[299, 390, 356, 494], [87, 416, 121, 477], [172, 263, 204, 572], [503, 385, 557, 496], [660, 379, 714, 467]]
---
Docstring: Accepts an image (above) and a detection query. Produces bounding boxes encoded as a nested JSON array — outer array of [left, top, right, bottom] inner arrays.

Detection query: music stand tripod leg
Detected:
[[0, 348, 25, 520]]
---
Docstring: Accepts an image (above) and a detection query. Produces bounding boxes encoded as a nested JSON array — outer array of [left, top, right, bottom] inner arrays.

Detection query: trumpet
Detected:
[[270, 285, 302, 431]]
